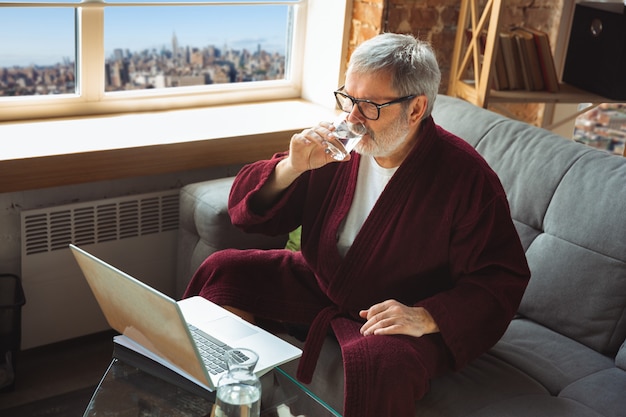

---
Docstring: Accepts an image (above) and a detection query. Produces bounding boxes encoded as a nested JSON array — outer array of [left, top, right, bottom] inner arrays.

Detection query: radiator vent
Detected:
[[20, 189, 180, 348], [23, 190, 179, 255]]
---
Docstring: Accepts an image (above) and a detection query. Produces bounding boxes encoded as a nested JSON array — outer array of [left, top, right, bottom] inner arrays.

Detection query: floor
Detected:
[[0, 330, 116, 411]]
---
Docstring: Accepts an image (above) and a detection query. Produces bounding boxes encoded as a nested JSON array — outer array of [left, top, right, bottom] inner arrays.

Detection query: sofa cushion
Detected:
[[617, 341, 626, 371], [475, 120, 587, 237], [518, 149, 626, 355], [544, 150, 626, 263], [179, 178, 286, 250], [414, 353, 548, 417], [559, 368, 626, 417], [520, 233, 626, 355], [489, 318, 614, 395], [464, 395, 605, 417]]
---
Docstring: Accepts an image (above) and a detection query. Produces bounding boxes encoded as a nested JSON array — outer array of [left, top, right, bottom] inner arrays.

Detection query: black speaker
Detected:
[[563, 2, 626, 100]]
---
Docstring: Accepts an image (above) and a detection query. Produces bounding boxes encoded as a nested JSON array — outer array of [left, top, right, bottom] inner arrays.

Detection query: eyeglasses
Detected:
[[333, 86, 418, 121]]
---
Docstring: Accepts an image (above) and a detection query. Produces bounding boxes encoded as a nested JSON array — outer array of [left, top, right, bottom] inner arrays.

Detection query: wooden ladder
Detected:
[[447, 0, 504, 108]]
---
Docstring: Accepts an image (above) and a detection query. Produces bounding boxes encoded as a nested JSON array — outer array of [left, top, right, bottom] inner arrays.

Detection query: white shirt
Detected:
[[337, 155, 398, 257]]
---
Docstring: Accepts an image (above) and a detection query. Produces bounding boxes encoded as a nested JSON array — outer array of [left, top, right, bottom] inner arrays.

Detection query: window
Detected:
[[0, 6, 76, 96], [574, 103, 626, 155], [103, 4, 291, 92], [0, 0, 350, 122]]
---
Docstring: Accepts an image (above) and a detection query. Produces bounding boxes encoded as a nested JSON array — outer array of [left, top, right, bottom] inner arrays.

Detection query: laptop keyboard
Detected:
[[187, 324, 249, 375]]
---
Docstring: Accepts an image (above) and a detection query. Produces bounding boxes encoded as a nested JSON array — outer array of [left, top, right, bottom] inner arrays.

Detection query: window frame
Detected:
[[0, 0, 350, 122]]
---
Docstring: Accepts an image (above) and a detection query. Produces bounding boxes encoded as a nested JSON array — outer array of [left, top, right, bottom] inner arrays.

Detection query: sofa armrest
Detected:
[[175, 177, 288, 298]]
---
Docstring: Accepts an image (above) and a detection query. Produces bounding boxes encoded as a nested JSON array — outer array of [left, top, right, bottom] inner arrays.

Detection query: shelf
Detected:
[[455, 80, 621, 104], [455, 79, 622, 136], [447, 0, 505, 108], [447, 0, 622, 107], [489, 83, 622, 104], [448, 0, 622, 141]]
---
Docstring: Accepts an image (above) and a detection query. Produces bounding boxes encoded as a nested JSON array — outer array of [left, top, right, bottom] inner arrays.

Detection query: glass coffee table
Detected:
[[83, 357, 341, 417]]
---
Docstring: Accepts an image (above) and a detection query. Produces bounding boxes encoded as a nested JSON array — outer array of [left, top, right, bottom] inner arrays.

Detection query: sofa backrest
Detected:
[[432, 95, 626, 356]]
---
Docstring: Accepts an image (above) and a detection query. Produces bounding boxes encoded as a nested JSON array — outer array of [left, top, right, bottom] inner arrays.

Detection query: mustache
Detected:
[[365, 127, 378, 143]]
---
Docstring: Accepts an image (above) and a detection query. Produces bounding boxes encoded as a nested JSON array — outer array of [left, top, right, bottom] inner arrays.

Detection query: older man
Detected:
[[184, 33, 530, 417]]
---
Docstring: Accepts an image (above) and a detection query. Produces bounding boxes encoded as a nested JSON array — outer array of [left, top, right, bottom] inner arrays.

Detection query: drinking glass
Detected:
[[324, 115, 368, 161]]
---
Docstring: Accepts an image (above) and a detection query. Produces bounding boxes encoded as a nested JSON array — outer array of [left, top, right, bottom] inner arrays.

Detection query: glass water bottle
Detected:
[[214, 348, 261, 417]]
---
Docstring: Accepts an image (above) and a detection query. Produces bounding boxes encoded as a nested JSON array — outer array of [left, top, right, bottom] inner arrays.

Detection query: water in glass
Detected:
[[325, 116, 367, 161], [214, 348, 261, 417]]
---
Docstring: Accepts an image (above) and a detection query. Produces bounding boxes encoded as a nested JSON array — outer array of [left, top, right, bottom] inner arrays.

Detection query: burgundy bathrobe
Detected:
[[185, 116, 530, 416]]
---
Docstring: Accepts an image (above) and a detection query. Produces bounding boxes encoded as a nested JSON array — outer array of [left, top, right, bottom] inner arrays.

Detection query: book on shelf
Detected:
[[496, 26, 559, 93], [493, 34, 509, 91], [513, 26, 560, 93], [511, 27, 545, 91], [498, 31, 525, 90], [463, 28, 509, 91]]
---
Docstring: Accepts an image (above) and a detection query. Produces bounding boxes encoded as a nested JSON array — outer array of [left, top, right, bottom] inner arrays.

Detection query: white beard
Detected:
[[355, 115, 411, 158]]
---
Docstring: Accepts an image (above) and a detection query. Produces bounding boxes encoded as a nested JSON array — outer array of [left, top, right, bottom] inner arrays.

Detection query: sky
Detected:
[[0, 3, 290, 67]]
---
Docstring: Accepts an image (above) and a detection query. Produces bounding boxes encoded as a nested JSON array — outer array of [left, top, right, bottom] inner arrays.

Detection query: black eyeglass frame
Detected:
[[333, 85, 418, 121]]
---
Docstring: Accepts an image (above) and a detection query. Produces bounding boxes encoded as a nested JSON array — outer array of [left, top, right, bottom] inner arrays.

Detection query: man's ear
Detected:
[[409, 95, 428, 125]]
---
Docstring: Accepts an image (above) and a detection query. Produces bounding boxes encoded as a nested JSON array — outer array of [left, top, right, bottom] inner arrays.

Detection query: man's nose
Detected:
[[346, 105, 366, 124]]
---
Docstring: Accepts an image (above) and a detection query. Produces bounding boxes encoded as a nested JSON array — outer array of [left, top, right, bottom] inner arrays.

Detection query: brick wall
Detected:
[[349, 0, 565, 125]]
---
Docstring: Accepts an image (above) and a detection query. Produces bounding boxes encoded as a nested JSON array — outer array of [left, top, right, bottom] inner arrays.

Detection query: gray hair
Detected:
[[347, 33, 441, 118]]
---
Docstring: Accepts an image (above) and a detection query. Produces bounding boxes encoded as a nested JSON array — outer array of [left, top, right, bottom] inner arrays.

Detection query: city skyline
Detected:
[[1, 25, 287, 96], [104, 33, 286, 92], [0, 4, 289, 67]]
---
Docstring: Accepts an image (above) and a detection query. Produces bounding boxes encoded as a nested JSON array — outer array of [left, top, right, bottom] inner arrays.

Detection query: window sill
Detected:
[[0, 100, 336, 193]]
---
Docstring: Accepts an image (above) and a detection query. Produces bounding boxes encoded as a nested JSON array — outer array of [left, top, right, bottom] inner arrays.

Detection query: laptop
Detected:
[[69, 244, 302, 392]]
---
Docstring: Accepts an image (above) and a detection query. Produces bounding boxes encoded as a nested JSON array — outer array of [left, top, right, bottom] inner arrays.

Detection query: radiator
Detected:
[[20, 190, 180, 349]]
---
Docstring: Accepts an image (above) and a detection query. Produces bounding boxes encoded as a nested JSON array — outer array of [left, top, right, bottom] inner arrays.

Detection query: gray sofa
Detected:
[[176, 95, 626, 416]]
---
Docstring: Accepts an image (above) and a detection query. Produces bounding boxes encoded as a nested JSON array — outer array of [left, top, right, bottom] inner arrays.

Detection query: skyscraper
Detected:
[[172, 32, 179, 59]]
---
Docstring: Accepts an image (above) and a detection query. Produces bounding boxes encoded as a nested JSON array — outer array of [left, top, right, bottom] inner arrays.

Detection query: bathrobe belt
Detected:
[[296, 304, 341, 384]]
